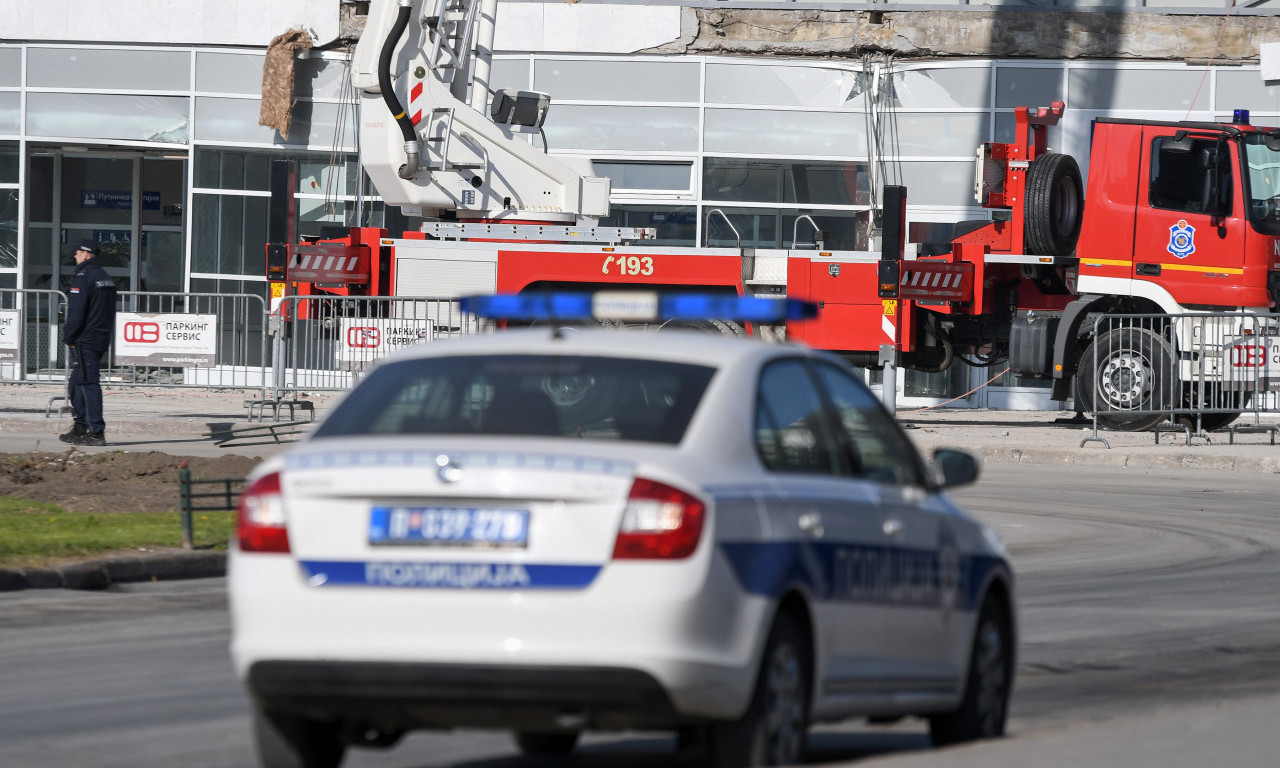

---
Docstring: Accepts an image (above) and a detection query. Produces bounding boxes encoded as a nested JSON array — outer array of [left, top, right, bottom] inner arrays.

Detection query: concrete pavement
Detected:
[[900, 407, 1280, 474], [3, 382, 1280, 468], [0, 384, 321, 458]]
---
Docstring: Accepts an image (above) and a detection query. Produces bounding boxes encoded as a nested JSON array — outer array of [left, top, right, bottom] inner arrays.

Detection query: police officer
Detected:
[[60, 240, 117, 446]]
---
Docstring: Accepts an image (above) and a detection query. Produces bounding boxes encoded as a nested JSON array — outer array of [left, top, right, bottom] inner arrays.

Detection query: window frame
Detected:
[[1148, 135, 1234, 217], [810, 358, 929, 489], [754, 356, 847, 477]]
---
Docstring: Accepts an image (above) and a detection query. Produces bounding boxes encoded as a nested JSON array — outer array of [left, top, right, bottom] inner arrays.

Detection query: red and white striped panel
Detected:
[[898, 262, 973, 301], [882, 312, 896, 344], [288, 245, 371, 284], [409, 82, 424, 126]]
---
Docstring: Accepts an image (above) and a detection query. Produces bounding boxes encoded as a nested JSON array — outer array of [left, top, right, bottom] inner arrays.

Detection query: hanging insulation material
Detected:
[[259, 29, 314, 140]]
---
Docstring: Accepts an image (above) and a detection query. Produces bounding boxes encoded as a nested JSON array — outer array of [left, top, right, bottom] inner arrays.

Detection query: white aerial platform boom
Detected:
[[350, 0, 611, 223]]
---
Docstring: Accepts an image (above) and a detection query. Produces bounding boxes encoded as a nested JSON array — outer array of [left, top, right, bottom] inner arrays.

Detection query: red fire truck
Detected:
[[269, 0, 1280, 432]]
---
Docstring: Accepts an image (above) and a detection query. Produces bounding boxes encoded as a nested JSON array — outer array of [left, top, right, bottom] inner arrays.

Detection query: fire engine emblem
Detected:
[[1167, 220, 1196, 259]]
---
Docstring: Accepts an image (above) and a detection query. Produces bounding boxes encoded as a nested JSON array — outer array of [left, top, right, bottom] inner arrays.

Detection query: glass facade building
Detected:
[[3, 33, 1279, 407]]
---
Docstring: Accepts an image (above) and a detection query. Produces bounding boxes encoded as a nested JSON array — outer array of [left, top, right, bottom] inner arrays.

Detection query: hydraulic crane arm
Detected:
[[351, 0, 610, 223]]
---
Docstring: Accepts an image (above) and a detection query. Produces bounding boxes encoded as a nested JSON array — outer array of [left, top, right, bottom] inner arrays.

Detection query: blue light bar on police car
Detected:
[[460, 292, 818, 323]]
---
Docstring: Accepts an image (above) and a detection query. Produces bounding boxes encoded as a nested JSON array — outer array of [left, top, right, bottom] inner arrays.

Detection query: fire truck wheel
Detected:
[[1076, 327, 1176, 432], [540, 371, 617, 426], [1186, 411, 1241, 432], [652, 319, 746, 336], [1024, 153, 1083, 258], [1179, 384, 1250, 432]]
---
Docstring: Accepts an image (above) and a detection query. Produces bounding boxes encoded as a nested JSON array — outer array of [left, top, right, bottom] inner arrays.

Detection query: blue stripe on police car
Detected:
[[300, 560, 601, 589]]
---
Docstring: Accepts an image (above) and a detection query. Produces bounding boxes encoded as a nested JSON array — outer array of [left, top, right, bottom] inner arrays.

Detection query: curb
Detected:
[[973, 447, 1280, 473], [0, 551, 226, 592]]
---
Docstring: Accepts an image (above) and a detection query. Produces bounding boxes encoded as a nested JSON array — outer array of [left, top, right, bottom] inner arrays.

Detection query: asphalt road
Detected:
[[1, 463, 1278, 767]]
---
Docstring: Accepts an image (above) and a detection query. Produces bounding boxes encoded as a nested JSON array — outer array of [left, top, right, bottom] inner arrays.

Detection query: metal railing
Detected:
[[109, 291, 270, 397], [265, 294, 489, 402], [1082, 312, 1280, 445], [16, 286, 1280, 447], [177, 461, 244, 549], [0, 288, 69, 382]]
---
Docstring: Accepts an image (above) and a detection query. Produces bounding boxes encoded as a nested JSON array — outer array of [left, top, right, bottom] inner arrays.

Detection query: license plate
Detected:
[[369, 506, 529, 547]]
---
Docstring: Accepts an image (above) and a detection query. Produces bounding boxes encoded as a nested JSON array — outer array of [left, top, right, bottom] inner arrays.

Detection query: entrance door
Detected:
[[138, 157, 186, 294], [25, 148, 186, 295]]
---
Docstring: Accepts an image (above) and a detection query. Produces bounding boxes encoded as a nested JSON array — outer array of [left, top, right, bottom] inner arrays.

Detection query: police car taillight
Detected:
[[612, 478, 705, 560], [237, 472, 290, 553]]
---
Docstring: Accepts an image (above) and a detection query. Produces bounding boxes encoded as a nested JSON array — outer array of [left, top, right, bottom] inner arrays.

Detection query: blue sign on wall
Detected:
[[60, 230, 149, 248], [81, 190, 161, 210]]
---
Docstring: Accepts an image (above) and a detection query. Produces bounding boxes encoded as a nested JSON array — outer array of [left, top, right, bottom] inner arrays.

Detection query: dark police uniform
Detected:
[[63, 242, 117, 441]]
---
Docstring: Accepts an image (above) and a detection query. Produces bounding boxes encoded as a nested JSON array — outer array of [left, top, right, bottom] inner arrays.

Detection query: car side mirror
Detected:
[[1266, 133, 1280, 152], [932, 448, 980, 489]]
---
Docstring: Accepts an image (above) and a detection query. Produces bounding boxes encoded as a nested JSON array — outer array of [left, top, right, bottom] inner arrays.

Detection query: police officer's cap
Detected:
[[76, 240, 98, 256]]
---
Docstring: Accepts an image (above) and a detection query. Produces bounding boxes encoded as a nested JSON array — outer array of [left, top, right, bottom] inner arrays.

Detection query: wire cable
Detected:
[[1184, 0, 1236, 121], [896, 367, 1012, 414]]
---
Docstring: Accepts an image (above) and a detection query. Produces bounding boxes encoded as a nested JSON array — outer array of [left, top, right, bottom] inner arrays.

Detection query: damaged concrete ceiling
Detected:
[[666, 8, 1279, 63], [339, 1, 1276, 64]]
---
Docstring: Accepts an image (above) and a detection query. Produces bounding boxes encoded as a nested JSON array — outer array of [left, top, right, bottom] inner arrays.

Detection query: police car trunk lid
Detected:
[[278, 442, 636, 586]]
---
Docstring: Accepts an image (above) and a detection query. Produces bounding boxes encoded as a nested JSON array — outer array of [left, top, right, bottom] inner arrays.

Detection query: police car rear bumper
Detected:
[[247, 660, 690, 731]]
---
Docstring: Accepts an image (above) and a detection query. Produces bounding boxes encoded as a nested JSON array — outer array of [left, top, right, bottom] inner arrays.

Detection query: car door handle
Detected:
[[882, 517, 905, 541], [798, 512, 824, 539]]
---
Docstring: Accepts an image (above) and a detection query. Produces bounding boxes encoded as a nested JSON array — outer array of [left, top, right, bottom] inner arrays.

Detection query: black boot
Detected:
[[78, 432, 106, 447], [59, 424, 87, 444]]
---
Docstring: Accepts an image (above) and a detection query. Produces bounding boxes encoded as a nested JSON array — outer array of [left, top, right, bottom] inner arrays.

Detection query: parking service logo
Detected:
[[1167, 220, 1196, 259], [122, 321, 160, 343], [346, 326, 381, 348]]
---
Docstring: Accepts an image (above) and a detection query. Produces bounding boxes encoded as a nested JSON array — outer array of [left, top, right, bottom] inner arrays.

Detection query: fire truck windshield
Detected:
[[1244, 134, 1280, 231]]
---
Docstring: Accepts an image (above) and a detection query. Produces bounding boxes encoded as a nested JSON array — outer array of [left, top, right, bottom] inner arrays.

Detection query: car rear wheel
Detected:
[[708, 612, 810, 768], [513, 730, 581, 756], [929, 597, 1013, 747], [252, 707, 345, 768]]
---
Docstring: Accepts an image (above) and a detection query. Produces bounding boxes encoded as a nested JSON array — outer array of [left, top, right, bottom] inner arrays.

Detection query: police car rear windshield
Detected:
[[314, 355, 717, 444]]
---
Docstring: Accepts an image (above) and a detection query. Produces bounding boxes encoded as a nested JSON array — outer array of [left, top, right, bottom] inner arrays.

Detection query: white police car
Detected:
[[228, 294, 1015, 768]]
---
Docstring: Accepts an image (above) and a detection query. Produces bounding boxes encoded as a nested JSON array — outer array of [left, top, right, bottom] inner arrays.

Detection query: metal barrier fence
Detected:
[[110, 291, 269, 397], [0, 288, 69, 382], [14, 288, 1280, 441], [1084, 312, 1280, 442], [267, 295, 489, 402]]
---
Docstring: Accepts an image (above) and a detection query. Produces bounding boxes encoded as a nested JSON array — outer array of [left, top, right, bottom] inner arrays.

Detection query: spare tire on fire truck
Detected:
[[1024, 152, 1083, 257]]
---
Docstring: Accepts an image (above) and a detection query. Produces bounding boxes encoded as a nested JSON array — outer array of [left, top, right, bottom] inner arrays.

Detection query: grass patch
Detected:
[[0, 497, 235, 568]]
